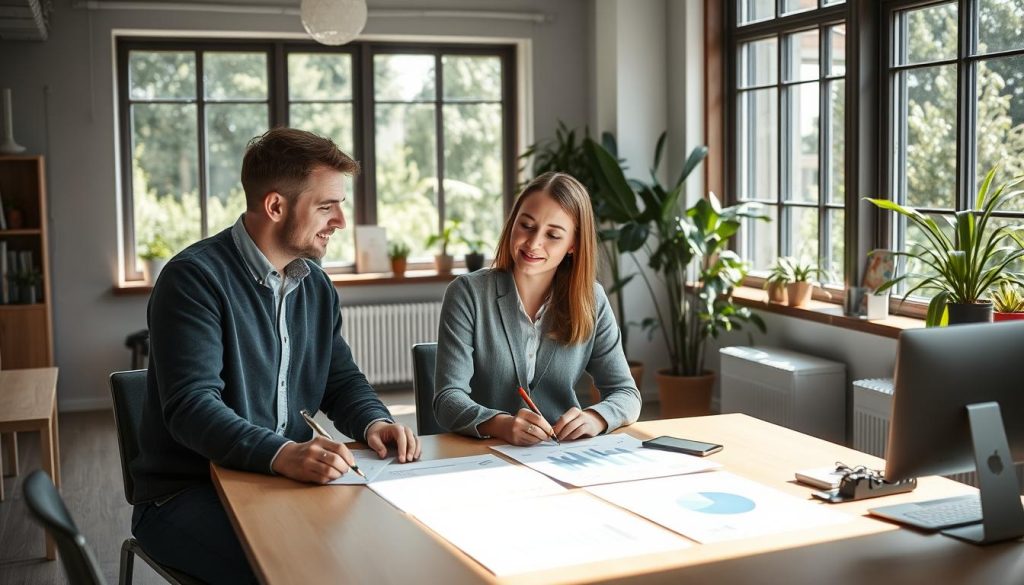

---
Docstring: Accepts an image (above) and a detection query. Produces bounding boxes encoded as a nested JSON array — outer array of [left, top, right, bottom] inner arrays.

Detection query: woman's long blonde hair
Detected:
[[493, 172, 597, 344]]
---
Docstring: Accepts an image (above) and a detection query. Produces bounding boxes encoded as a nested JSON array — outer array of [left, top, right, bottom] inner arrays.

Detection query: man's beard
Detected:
[[280, 212, 326, 260]]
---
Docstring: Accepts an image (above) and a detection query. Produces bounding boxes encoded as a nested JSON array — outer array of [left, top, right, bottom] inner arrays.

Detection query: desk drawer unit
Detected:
[[720, 346, 846, 443]]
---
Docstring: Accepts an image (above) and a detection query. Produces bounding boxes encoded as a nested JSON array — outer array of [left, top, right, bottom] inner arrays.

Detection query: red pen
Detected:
[[517, 387, 560, 444]]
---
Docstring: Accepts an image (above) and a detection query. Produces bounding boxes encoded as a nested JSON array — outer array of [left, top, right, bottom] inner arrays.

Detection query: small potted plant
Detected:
[[5, 201, 24, 229], [462, 237, 488, 272], [991, 282, 1024, 322], [139, 234, 173, 283], [388, 240, 411, 278], [784, 259, 828, 308], [10, 268, 41, 304], [426, 222, 458, 275], [763, 257, 793, 304]]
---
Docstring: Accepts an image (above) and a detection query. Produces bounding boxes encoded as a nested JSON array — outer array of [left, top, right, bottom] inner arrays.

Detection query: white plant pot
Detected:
[[866, 292, 889, 320], [144, 258, 169, 283]]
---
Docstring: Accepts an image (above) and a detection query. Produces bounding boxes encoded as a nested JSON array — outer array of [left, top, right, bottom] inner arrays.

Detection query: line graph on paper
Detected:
[[492, 434, 721, 487]]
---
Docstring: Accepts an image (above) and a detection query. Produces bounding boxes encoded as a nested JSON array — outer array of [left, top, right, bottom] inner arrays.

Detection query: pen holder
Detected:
[[812, 463, 917, 503]]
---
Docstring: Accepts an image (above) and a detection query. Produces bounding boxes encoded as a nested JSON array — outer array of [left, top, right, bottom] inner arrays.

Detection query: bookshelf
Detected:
[[0, 155, 53, 367]]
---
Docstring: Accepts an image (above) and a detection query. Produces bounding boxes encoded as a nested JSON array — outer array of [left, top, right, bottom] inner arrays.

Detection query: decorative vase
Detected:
[[464, 252, 485, 272], [6, 208, 23, 229], [656, 369, 715, 419], [994, 312, 1024, 322], [766, 282, 787, 304], [786, 281, 813, 307], [589, 360, 645, 405], [144, 258, 168, 283], [866, 293, 890, 320], [390, 257, 407, 278], [434, 254, 454, 275], [947, 301, 993, 325], [0, 88, 25, 154]]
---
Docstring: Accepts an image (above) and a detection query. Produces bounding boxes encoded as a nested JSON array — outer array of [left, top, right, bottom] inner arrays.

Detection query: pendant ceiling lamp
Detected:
[[300, 0, 368, 46]]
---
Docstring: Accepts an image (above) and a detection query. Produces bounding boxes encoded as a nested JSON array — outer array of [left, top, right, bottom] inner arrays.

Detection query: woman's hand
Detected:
[[552, 407, 608, 441], [483, 409, 556, 446]]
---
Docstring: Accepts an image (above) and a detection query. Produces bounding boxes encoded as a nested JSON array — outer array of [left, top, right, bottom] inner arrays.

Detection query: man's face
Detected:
[[279, 166, 347, 261]]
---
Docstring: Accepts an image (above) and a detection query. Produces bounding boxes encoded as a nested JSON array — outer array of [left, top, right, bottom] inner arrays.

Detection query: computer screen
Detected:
[[881, 320, 1024, 543]]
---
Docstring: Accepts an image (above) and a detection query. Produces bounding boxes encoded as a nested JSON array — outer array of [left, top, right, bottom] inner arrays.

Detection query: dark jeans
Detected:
[[132, 484, 258, 584]]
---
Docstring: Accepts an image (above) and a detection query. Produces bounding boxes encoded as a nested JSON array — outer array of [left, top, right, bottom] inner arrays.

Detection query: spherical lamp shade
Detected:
[[300, 0, 367, 46]]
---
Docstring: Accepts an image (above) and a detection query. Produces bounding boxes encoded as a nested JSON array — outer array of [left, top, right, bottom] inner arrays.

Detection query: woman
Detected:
[[433, 172, 641, 445]]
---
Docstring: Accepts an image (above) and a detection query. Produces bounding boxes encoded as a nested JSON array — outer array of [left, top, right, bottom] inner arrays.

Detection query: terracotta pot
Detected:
[[390, 257, 407, 278], [656, 369, 715, 419], [786, 281, 813, 307], [993, 311, 1024, 322], [947, 301, 993, 325], [590, 360, 644, 404], [766, 282, 787, 304], [434, 254, 454, 274]]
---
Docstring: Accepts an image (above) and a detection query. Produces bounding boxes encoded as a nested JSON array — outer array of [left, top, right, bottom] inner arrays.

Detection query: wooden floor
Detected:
[[0, 388, 661, 584]]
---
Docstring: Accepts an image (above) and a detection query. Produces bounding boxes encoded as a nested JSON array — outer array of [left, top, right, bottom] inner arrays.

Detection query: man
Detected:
[[131, 128, 421, 583]]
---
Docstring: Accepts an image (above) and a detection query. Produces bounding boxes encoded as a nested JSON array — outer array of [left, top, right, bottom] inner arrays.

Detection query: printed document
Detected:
[[587, 471, 852, 543], [413, 491, 691, 576], [368, 454, 565, 515], [491, 434, 720, 486], [327, 449, 394, 485]]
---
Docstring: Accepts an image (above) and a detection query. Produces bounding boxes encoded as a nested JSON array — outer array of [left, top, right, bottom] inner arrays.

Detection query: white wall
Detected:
[[0, 0, 593, 410]]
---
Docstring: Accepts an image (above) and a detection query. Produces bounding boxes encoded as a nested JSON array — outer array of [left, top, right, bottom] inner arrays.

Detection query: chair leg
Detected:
[[1, 432, 17, 477], [119, 539, 135, 585]]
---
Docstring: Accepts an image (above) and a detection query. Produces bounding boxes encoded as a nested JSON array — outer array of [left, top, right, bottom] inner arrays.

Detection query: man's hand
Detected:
[[552, 407, 607, 441], [366, 421, 421, 463], [271, 436, 356, 484]]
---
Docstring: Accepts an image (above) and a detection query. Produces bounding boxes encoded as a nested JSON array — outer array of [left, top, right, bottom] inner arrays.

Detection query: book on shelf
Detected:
[[0, 241, 7, 304], [0, 187, 6, 230]]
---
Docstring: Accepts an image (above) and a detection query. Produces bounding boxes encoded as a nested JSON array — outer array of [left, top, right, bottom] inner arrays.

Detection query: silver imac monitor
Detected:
[[871, 321, 1024, 544]]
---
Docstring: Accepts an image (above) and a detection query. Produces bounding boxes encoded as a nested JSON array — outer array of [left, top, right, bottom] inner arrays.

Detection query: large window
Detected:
[[729, 1, 847, 284], [886, 0, 1024, 292], [117, 39, 515, 281]]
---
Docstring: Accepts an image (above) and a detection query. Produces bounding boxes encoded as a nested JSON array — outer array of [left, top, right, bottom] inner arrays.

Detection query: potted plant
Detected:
[[387, 240, 410, 278], [138, 234, 173, 283], [586, 133, 767, 418], [763, 257, 792, 304], [991, 282, 1024, 322], [523, 124, 645, 400], [5, 200, 23, 229], [866, 168, 1024, 326], [462, 237, 488, 272], [10, 268, 41, 304], [783, 258, 829, 308], [426, 221, 458, 275]]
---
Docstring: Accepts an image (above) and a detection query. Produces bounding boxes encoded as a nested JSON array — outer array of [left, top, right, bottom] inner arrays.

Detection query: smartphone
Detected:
[[642, 435, 723, 457]]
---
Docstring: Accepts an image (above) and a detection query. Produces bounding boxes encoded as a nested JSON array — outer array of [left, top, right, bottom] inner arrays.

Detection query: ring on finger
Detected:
[[321, 450, 329, 460], [527, 424, 535, 434]]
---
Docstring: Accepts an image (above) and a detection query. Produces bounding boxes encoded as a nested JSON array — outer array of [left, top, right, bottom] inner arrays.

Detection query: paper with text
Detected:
[[327, 449, 394, 485], [368, 454, 565, 515], [586, 471, 852, 543], [491, 434, 721, 486], [414, 491, 691, 576]]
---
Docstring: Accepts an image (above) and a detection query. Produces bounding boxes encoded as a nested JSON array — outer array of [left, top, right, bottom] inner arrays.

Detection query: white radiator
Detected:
[[720, 346, 846, 443], [852, 378, 1024, 490], [341, 301, 442, 385]]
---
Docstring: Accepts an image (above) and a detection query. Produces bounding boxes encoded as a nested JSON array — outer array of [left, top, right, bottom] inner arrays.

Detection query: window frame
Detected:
[[116, 37, 516, 281]]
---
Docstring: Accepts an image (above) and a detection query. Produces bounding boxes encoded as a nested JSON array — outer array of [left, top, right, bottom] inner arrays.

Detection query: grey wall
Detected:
[[0, 0, 592, 410]]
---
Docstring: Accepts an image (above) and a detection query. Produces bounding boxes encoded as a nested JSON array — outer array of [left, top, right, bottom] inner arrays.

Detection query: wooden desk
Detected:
[[0, 367, 60, 559], [212, 414, 1024, 584]]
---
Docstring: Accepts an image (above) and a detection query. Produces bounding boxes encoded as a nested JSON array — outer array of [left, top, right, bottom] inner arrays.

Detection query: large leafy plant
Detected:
[[585, 133, 767, 376], [866, 168, 1024, 326]]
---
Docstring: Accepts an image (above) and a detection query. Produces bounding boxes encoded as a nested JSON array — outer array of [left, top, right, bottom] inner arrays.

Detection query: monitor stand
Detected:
[[943, 401, 1024, 544]]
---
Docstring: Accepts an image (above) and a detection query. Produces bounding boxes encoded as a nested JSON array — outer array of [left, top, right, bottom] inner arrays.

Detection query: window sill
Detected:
[[112, 268, 466, 296], [730, 286, 923, 339]]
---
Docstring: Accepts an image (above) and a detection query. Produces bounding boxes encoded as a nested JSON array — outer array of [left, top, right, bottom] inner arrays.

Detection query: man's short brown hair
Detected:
[[240, 127, 359, 210]]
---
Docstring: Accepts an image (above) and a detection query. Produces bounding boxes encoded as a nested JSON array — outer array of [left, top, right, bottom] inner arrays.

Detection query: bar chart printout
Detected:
[[492, 434, 720, 486]]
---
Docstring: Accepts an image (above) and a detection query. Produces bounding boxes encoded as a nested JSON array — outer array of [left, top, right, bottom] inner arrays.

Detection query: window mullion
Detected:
[[196, 50, 209, 239], [819, 24, 830, 274], [434, 52, 446, 235]]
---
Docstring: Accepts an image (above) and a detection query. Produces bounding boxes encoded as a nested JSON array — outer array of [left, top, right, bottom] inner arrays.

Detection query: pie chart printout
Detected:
[[677, 491, 757, 515]]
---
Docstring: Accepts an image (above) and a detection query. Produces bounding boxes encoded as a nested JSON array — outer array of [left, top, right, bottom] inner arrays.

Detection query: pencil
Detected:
[[299, 409, 367, 479], [517, 387, 560, 444]]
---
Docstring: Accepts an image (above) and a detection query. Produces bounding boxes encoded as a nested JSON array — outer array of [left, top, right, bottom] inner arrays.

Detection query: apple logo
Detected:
[[988, 450, 1004, 475]]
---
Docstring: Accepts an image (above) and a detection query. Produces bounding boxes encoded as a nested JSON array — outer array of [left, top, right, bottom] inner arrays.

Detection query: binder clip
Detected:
[[812, 462, 917, 503]]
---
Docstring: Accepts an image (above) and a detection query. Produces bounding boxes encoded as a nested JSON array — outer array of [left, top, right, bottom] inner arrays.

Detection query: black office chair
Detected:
[[109, 370, 205, 585], [23, 469, 108, 585], [411, 343, 445, 436]]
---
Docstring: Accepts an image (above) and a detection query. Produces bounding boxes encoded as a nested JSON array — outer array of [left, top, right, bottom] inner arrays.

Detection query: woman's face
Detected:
[[509, 190, 576, 279]]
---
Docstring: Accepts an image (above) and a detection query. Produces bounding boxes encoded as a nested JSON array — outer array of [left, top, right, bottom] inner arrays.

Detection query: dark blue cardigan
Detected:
[[131, 229, 391, 503]]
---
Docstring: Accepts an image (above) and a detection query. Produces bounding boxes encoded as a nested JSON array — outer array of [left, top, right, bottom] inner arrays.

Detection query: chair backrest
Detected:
[[412, 343, 445, 436], [109, 369, 148, 505], [24, 470, 108, 585]]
